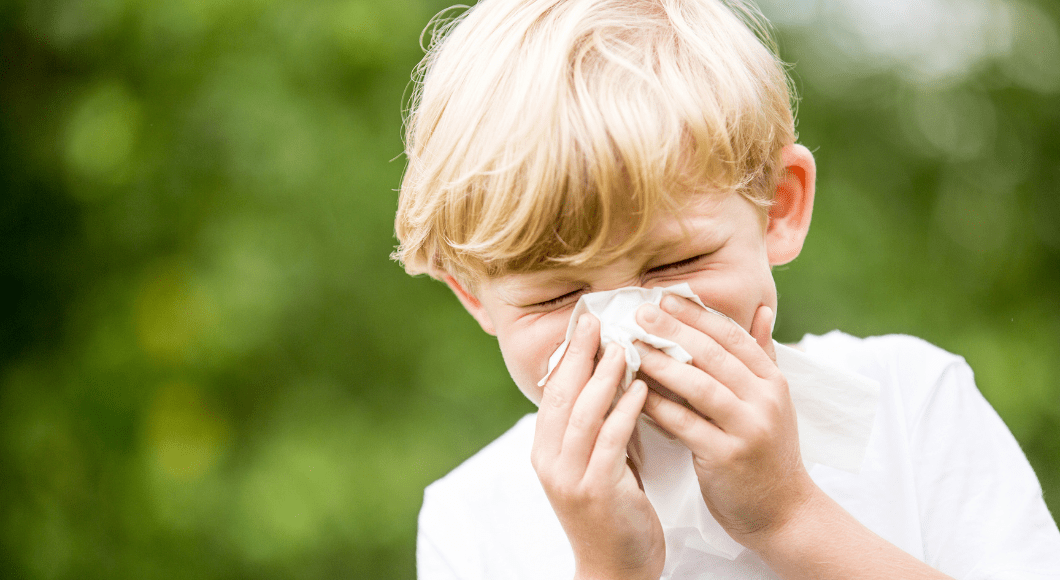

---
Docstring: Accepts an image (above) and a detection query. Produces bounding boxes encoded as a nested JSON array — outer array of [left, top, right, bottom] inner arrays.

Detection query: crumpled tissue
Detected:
[[538, 284, 880, 563]]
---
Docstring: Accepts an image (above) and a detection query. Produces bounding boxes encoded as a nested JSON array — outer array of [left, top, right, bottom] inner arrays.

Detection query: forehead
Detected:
[[643, 192, 734, 240], [487, 193, 751, 293]]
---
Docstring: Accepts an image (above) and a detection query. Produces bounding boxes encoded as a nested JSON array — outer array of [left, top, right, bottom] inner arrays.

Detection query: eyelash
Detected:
[[531, 254, 710, 308], [533, 289, 586, 308], [647, 253, 707, 274]]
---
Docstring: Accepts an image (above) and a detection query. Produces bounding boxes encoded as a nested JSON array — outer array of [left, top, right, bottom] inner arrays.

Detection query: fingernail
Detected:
[[576, 314, 592, 336], [660, 295, 680, 312], [763, 306, 775, 332], [604, 343, 622, 360], [632, 341, 651, 358], [638, 303, 660, 324]]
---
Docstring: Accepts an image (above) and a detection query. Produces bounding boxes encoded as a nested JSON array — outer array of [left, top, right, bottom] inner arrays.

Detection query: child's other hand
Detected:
[[532, 314, 665, 580], [635, 297, 817, 550]]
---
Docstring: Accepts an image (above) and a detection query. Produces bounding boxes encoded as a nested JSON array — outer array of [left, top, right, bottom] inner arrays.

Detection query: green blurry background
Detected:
[[1, 0, 1057, 578]]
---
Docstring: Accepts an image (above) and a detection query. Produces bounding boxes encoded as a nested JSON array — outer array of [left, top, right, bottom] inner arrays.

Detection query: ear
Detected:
[[766, 144, 816, 266], [443, 275, 497, 336]]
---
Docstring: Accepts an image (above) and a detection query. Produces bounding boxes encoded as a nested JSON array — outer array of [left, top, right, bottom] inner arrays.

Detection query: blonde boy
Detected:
[[394, 0, 1060, 579]]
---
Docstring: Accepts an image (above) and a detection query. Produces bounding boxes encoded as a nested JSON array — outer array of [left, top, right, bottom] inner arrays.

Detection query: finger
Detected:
[[657, 296, 777, 379], [636, 302, 757, 399], [749, 305, 777, 363], [637, 343, 742, 428], [642, 388, 726, 458], [584, 379, 648, 484], [534, 314, 600, 463], [558, 343, 626, 472]]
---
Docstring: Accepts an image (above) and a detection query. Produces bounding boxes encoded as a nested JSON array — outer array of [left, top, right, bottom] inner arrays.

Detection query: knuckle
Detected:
[[770, 373, 790, 395], [696, 377, 719, 408], [530, 450, 551, 476], [541, 388, 572, 413], [701, 342, 728, 369], [534, 463, 553, 484], [530, 454, 544, 474], [673, 407, 700, 434], [710, 439, 740, 465], [582, 485, 608, 505], [721, 321, 743, 347], [530, 447, 547, 473], [555, 480, 585, 501], [567, 408, 594, 432], [595, 425, 623, 450], [765, 392, 786, 417], [758, 384, 789, 418], [544, 473, 579, 498], [758, 357, 785, 382], [744, 415, 773, 446]]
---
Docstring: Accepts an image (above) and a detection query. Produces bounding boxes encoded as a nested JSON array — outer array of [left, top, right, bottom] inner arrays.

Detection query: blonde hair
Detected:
[[394, 0, 796, 284]]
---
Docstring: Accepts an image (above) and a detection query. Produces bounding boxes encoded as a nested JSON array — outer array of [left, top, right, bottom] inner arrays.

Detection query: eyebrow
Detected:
[[490, 273, 583, 305], [638, 224, 726, 259]]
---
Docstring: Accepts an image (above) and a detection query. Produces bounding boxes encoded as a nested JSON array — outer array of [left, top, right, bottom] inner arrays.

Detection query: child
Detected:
[[393, 0, 1060, 578]]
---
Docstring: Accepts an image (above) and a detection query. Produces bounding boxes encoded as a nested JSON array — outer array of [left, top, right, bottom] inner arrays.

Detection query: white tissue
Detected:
[[538, 284, 722, 389], [537, 284, 880, 564]]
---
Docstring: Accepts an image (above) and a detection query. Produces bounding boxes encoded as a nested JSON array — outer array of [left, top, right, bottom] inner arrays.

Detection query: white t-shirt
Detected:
[[417, 332, 1060, 579]]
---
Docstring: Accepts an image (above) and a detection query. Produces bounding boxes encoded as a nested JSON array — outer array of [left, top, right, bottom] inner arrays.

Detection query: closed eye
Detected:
[[531, 288, 586, 309], [647, 253, 710, 274]]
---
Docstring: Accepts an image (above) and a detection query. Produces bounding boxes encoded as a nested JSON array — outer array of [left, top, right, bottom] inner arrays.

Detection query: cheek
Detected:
[[685, 269, 776, 331], [496, 317, 571, 406]]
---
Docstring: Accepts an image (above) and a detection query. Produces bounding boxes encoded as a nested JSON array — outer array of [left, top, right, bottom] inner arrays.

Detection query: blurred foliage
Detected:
[[0, 0, 1057, 578]]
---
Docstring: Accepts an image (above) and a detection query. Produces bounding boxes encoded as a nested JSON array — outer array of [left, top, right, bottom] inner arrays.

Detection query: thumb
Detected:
[[750, 305, 777, 362]]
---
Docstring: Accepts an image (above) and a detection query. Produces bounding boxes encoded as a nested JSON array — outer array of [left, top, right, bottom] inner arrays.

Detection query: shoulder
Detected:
[[798, 330, 964, 370], [417, 414, 572, 579], [801, 333, 1060, 576], [418, 412, 556, 545], [424, 413, 538, 501], [798, 330, 969, 413]]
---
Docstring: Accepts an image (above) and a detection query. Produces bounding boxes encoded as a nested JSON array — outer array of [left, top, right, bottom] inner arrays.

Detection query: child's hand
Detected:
[[532, 314, 665, 580], [635, 297, 817, 550]]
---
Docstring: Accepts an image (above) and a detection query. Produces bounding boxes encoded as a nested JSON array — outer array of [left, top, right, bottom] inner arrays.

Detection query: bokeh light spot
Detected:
[[1002, 1, 1060, 93], [134, 260, 218, 364], [63, 82, 141, 191], [933, 172, 1017, 262], [145, 381, 229, 481], [905, 87, 996, 161]]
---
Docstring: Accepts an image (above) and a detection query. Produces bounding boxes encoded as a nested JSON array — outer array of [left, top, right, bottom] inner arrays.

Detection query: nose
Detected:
[[590, 276, 643, 293], [583, 260, 655, 293]]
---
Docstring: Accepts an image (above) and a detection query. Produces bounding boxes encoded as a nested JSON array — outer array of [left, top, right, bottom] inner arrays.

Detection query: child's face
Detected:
[[459, 193, 779, 404], [446, 144, 815, 405]]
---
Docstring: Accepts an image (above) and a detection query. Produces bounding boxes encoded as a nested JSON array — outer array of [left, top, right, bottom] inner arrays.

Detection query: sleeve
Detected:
[[910, 357, 1060, 579]]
